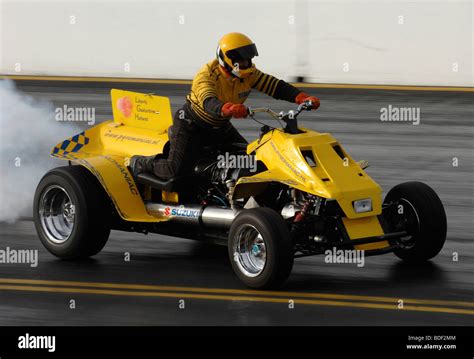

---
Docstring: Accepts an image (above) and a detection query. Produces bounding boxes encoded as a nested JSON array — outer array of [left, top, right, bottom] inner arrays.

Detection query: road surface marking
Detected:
[[0, 278, 473, 315]]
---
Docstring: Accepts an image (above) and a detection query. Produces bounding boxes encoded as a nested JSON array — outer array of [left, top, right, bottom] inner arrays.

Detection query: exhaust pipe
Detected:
[[145, 203, 240, 228]]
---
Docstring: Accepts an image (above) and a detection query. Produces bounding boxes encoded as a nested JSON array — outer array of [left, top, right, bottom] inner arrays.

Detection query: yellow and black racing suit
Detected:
[[153, 59, 303, 180]]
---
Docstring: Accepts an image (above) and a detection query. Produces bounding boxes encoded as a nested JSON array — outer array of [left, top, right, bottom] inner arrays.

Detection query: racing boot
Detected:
[[128, 155, 156, 178], [357, 159, 370, 170]]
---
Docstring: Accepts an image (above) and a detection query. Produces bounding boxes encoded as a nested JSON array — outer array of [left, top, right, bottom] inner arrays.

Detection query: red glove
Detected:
[[295, 92, 320, 110], [221, 102, 248, 118]]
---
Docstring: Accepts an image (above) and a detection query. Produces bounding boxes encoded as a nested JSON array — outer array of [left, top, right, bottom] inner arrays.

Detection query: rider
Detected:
[[129, 32, 320, 180]]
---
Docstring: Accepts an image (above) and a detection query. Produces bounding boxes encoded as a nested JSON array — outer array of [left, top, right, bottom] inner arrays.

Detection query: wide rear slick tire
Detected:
[[33, 165, 111, 259], [228, 207, 294, 289], [384, 181, 447, 262]]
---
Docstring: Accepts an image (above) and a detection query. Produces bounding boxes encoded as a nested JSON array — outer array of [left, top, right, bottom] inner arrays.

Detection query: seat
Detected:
[[135, 173, 178, 192]]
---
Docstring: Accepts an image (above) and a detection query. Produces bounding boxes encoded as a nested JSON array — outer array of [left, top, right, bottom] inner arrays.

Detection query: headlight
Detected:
[[353, 199, 372, 213]]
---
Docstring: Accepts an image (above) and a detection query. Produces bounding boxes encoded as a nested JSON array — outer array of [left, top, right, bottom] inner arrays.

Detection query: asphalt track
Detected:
[[0, 81, 473, 325]]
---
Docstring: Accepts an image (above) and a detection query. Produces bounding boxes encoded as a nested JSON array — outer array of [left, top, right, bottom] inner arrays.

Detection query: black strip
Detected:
[[252, 72, 265, 90], [259, 74, 271, 94], [268, 77, 279, 96], [273, 80, 301, 102], [0, 326, 472, 355], [262, 76, 275, 94]]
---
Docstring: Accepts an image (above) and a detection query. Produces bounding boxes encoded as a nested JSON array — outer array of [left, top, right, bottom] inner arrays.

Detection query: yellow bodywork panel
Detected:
[[51, 90, 174, 222], [238, 128, 382, 219], [342, 217, 389, 250], [72, 155, 156, 221]]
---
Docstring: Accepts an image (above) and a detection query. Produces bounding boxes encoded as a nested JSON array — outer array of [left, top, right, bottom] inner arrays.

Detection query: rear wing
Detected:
[[111, 89, 173, 133]]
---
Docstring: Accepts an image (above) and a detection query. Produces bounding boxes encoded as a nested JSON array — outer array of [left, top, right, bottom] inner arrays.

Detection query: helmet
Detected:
[[216, 33, 258, 78]]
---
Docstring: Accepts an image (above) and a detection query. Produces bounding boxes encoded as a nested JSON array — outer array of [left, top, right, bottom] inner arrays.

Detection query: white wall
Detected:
[[1, 0, 472, 86]]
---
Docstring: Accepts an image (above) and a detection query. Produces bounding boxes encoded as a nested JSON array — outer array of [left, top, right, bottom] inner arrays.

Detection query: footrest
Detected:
[[135, 173, 176, 192]]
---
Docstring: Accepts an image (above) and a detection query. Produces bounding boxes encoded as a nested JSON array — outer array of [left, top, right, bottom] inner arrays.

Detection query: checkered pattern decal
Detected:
[[52, 131, 90, 157]]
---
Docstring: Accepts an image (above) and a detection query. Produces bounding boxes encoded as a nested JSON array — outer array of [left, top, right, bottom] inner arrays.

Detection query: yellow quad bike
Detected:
[[33, 89, 447, 289]]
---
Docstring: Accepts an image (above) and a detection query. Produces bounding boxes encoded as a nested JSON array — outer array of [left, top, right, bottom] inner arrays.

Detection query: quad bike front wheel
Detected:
[[228, 207, 294, 289], [383, 181, 447, 262], [33, 165, 112, 259]]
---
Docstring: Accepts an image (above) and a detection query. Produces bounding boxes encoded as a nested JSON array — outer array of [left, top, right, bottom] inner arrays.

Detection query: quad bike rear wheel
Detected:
[[383, 181, 447, 262], [228, 207, 294, 289], [33, 165, 111, 259]]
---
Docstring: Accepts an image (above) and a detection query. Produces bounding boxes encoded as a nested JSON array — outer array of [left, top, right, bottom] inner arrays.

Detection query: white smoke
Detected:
[[0, 80, 81, 222]]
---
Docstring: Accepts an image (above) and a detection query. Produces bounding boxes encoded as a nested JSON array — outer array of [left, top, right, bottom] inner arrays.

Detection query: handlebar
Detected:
[[248, 100, 313, 118], [247, 100, 313, 134]]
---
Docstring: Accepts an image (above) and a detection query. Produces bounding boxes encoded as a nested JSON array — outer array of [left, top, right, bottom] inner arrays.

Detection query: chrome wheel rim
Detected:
[[233, 224, 266, 277], [39, 185, 75, 244]]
